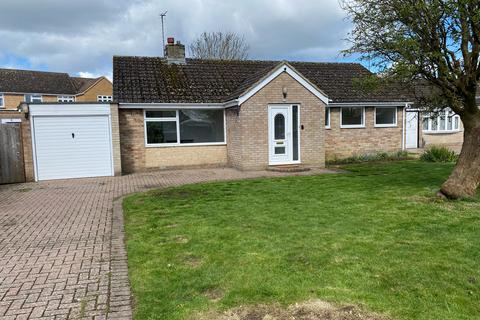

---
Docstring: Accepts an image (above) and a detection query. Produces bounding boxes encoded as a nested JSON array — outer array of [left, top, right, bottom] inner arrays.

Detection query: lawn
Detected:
[[123, 161, 480, 320]]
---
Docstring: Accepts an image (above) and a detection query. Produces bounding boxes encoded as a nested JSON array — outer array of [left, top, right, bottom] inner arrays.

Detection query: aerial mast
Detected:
[[160, 11, 168, 57]]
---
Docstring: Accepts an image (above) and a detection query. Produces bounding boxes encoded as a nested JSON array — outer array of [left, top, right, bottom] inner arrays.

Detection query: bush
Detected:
[[327, 150, 410, 165], [420, 146, 458, 163]]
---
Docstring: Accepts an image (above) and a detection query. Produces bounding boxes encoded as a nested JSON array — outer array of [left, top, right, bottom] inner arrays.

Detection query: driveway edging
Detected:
[[108, 196, 134, 319]]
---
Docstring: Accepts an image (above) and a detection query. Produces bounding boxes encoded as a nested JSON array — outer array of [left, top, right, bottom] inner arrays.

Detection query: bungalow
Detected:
[[113, 39, 413, 172]]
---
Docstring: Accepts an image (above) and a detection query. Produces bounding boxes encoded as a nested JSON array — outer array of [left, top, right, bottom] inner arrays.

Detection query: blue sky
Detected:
[[0, 0, 360, 79]]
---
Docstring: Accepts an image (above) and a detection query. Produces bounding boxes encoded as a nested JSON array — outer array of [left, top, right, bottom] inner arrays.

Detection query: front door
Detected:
[[405, 111, 419, 149], [268, 105, 299, 165]]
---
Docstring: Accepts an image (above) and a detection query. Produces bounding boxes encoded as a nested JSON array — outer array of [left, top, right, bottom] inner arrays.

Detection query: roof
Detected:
[[0, 68, 106, 95], [113, 57, 412, 104], [71, 77, 101, 93]]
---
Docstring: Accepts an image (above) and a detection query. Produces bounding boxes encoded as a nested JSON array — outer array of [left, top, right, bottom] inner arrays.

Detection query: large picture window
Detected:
[[375, 107, 397, 127], [341, 107, 365, 128], [423, 109, 460, 133], [145, 109, 225, 146]]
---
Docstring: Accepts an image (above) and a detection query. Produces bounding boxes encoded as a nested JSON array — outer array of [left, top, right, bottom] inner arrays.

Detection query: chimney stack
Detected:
[[165, 37, 186, 64]]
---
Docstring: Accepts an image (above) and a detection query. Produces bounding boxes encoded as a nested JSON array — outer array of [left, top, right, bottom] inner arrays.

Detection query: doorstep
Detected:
[[267, 164, 311, 173]]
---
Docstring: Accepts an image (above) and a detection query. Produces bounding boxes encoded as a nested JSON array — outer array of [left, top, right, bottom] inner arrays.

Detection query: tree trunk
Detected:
[[440, 116, 480, 199]]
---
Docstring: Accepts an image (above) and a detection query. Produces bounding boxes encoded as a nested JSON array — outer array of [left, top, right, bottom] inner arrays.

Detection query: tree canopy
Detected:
[[189, 32, 249, 60], [341, 0, 480, 199]]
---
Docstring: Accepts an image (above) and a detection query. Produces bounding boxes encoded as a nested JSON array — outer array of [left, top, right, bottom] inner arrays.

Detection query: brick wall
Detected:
[[119, 109, 146, 173], [2, 94, 60, 110], [229, 72, 326, 170], [325, 107, 404, 160], [0, 111, 34, 181], [2, 94, 24, 110], [225, 108, 243, 168], [119, 108, 227, 173], [422, 131, 464, 153], [110, 104, 122, 175], [145, 146, 227, 169], [76, 78, 113, 102]]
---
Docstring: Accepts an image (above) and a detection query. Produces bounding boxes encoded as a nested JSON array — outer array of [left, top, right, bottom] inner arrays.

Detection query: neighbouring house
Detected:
[[413, 86, 480, 153], [0, 68, 113, 184], [0, 68, 112, 111]]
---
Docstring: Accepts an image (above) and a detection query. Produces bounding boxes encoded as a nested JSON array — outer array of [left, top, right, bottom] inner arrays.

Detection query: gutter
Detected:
[[329, 101, 413, 107], [118, 102, 228, 109]]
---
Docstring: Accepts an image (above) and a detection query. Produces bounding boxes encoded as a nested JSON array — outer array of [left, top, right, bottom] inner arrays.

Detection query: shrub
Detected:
[[327, 150, 410, 165], [420, 146, 458, 163]]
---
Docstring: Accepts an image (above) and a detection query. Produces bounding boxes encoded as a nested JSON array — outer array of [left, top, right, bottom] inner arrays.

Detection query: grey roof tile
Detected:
[[113, 56, 412, 104]]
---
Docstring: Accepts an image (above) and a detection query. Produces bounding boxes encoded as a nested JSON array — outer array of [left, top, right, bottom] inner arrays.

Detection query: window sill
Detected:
[[340, 125, 365, 129], [374, 124, 397, 128], [145, 142, 227, 148], [423, 130, 461, 135]]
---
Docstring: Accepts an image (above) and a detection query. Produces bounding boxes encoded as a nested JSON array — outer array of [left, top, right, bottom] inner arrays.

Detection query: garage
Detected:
[[30, 104, 114, 181]]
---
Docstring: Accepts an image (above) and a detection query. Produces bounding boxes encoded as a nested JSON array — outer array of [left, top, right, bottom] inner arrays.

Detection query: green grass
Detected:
[[123, 161, 480, 320]]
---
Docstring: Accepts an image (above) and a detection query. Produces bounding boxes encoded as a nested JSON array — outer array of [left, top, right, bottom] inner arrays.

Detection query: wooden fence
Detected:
[[0, 123, 25, 184]]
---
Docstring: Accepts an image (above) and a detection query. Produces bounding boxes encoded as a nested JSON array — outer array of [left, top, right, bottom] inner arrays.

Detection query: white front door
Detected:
[[268, 105, 300, 165], [405, 111, 419, 149]]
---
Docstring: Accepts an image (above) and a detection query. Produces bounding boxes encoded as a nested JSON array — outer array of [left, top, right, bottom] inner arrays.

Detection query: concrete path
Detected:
[[0, 167, 332, 319]]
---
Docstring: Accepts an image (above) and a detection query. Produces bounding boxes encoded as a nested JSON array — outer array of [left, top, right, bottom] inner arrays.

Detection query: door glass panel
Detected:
[[275, 146, 286, 154], [274, 114, 285, 139], [292, 105, 298, 161]]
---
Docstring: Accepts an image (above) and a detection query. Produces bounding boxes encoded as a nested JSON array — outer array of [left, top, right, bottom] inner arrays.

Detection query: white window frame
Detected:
[[423, 109, 461, 134], [0, 93, 4, 108], [325, 107, 331, 129], [374, 106, 397, 127], [57, 95, 75, 102], [340, 106, 365, 128], [24, 94, 43, 103], [97, 95, 113, 102], [144, 109, 227, 147]]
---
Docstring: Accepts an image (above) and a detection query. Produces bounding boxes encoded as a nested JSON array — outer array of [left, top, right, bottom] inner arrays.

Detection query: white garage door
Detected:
[[32, 106, 113, 181]]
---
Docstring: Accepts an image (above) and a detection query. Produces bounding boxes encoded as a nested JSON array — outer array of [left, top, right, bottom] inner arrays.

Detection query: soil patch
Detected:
[[191, 299, 390, 320]]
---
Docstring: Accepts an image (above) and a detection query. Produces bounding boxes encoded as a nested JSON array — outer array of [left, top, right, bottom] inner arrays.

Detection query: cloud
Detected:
[[0, 0, 353, 77]]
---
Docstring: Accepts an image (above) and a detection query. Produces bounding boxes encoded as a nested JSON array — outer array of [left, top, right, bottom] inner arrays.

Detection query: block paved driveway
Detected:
[[0, 167, 331, 319]]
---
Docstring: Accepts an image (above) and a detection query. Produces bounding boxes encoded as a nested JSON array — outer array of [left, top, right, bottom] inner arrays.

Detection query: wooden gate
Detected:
[[0, 123, 25, 184]]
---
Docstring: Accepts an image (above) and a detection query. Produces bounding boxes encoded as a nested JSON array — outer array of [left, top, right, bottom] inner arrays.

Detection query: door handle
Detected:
[[72, 133, 75, 139]]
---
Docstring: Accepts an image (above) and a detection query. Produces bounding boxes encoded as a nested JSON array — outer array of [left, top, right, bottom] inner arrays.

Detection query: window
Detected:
[[375, 107, 397, 127], [0, 93, 4, 108], [325, 107, 330, 128], [145, 109, 225, 146], [57, 95, 75, 102], [341, 107, 365, 128], [274, 114, 285, 140], [24, 94, 42, 103], [292, 105, 299, 161], [179, 110, 225, 143], [423, 109, 460, 133], [97, 95, 113, 102]]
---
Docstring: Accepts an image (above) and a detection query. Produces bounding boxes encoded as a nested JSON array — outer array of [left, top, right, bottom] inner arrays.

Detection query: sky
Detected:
[[0, 0, 358, 79]]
